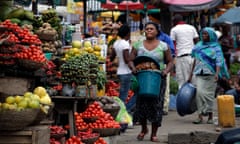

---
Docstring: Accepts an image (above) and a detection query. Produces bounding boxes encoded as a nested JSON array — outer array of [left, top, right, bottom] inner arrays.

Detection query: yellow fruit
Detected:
[[33, 86, 47, 98], [24, 92, 33, 98], [94, 51, 101, 56], [94, 45, 102, 51], [8, 104, 17, 110], [5, 96, 15, 104], [18, 100, 28, 108], [87, 47, 94, 53], [2, 103, 10, 109], [15, 96, 23, 103], [39, 94, 52, 105], [83, 41, 92, 48], [30, 94, 40, 101], [28, 100, 40, 108], [72, 40, 82, 48]]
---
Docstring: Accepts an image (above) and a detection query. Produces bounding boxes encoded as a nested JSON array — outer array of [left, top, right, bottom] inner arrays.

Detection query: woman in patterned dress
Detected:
[[128, 22, 173, 142]]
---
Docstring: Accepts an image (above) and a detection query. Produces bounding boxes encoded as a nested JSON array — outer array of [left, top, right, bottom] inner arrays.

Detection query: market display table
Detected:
[[0, 125, 50, 144], [51, 96, 97, 136]]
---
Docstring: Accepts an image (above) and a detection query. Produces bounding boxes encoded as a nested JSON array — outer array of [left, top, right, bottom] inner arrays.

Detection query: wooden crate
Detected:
[[0, 125, 50, 144]]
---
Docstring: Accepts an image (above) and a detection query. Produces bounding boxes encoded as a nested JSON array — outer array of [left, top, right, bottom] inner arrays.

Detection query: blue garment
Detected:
[[192, 27, 230, 79], [225, 89, 240, 104], [118, 74, 132, 104], [158, 31, 175, 57]]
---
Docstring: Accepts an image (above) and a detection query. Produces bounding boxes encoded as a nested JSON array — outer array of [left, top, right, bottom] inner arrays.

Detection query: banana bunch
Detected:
[[32, 15, 43, 32], [41, 9, 57, 22]]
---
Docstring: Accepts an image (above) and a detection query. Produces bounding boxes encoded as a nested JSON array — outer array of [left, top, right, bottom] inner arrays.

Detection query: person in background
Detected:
[[170, 14, 199, 89], [189, 27, 229, 124], [219, 24, 234, 69], [110, 24, 132, 104], [128, 22, 173, 142], [225, 71, 240, 104], [158, 28, 175, 115]]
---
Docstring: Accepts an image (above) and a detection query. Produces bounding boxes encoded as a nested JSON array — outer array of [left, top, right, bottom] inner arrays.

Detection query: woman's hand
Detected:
[[131, 66, 137, 74], [161, 69, 168, 77], [128, 61, 137, 73], [214, 74, 219, 82]]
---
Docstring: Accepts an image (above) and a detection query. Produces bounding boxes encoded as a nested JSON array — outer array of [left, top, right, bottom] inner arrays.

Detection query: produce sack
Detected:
[[176, 82, 197, 116], [113, 97, 133, 125]]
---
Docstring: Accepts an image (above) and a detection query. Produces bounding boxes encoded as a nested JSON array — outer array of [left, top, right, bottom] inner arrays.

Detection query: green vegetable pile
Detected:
[[60, 53, 106, 88], [230, 62, 240, 75]]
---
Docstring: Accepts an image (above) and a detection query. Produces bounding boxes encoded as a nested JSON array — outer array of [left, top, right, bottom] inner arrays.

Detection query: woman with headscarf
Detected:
[[189, 27, 230, 124]]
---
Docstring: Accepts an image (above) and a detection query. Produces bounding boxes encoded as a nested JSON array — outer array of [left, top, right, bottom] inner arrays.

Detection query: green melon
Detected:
[[6, 8, 25, 19], [24, 10, 34, 21], [20, 20, 32, 26], [10, 18, 21, 24], [0, 6, 12, 20]]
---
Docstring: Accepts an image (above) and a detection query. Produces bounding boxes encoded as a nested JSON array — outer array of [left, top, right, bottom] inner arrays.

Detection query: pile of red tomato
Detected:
[[0, 20, 47, 67]]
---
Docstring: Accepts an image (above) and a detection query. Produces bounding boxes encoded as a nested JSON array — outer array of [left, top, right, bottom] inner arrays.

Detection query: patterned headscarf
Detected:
[[192, 27, 230, 79]]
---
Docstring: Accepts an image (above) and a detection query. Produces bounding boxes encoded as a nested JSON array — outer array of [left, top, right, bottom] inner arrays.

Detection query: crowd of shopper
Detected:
[[108, 13, 239, 142]]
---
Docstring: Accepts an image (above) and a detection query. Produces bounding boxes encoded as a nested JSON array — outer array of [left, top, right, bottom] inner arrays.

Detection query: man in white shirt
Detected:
[[170, 14, 199, 88]]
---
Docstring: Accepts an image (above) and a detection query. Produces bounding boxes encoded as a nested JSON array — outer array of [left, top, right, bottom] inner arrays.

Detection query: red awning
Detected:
[[101, 0, 155, 10]]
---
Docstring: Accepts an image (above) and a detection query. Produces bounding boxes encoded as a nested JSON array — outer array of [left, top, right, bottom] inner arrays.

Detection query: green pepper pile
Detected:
[[60, 53, 104, 85]]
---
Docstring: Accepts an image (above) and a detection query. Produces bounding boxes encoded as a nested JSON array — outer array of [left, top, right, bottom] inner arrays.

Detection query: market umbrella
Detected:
[[213, 7, 240, 24], [101, 0, 155, 10], [101, 0, 156, 23], [161, 0, 222, 12]]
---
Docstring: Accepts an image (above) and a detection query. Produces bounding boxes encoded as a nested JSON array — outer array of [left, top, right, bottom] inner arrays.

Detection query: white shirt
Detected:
[[113, 39, 132, 75], [170, 24, 199, 56]]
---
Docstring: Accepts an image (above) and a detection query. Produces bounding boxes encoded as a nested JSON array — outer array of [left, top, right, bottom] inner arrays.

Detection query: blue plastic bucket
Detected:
[[136, 70, 162, 98]]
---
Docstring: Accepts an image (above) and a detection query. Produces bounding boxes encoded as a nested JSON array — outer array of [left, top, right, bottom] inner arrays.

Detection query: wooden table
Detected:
[[51, 96, 96, 136]]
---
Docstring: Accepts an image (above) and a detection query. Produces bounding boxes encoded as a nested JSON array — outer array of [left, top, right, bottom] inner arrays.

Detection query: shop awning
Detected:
[[213, 7, 240, 24], [161, 0, 222, 12]]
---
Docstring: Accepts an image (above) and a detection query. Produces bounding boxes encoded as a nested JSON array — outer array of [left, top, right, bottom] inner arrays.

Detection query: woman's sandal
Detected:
[[192, 118, 203, 124], [207, 119, 213, 124], [137, 129, 148, 141], [150, 136, 160, 142]]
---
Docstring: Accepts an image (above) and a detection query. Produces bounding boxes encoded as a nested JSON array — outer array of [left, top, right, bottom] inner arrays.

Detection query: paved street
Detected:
[[114, 99, 240, 144]]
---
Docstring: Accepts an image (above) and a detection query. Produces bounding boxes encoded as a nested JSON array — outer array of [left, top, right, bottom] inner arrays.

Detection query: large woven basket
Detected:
[[18, 59, 44, 71], [92, 128, 120, 137], [103, 107, 120, 119], [0, 108, 40, 131], [31, 104, 54, 125], [81, 134, 99, 144]]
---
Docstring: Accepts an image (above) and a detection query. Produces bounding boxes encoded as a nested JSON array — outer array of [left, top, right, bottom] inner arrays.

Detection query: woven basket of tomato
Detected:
[[0, 108, 40, 130], [92, 128, 120, 137], [81, 135, 99, 144], [78, 130, 99, 144]]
